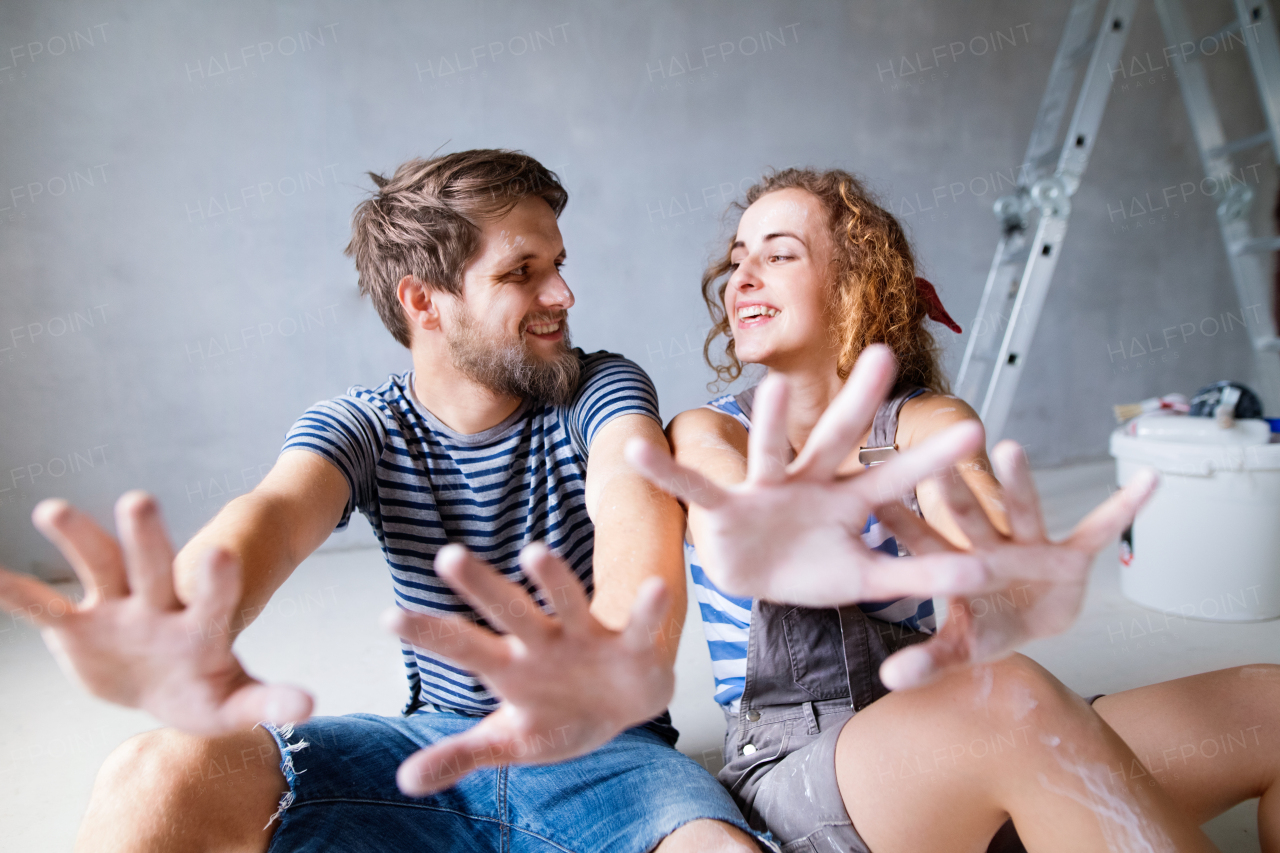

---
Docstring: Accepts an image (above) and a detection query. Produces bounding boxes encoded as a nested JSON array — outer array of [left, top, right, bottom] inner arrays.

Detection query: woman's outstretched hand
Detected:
[[383, 542, 673, 797], [872, 442, 1159, 691], [624, 344, 991, 607], [0, 492, 314, 734]]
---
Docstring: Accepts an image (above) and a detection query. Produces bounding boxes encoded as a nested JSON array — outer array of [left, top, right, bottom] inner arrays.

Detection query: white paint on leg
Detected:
[[1037, 743, 1175, 853]]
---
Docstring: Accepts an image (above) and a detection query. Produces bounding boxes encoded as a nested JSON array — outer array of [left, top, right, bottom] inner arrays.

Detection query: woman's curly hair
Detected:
[[701, 167, 948, 394]]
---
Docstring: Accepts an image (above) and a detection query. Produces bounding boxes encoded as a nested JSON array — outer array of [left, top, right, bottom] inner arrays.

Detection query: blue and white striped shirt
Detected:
[[282, 350, 661, 716], [687, 392, 936, 710]]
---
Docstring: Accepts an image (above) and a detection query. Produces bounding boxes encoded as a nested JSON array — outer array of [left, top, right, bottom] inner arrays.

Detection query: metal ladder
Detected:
[[955, 0, 1280, 443]]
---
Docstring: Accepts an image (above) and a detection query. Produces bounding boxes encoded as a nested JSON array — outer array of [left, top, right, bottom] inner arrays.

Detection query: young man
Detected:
[[0, 151, 775, 852]]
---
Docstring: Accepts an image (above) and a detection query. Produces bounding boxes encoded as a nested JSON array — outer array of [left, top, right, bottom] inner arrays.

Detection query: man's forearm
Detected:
[[588, 472, 688, 668], [174, 490, 304, 638], [173, 450, 349, 638]]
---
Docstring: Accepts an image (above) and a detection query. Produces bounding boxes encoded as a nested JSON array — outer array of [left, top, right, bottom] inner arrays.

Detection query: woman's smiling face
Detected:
[[724, 188, 838, 371]]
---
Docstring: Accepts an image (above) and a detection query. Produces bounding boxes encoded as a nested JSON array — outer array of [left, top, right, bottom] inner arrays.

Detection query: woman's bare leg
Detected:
[[1093, 664, 1280, 851], [835, 654, 1216, 853]]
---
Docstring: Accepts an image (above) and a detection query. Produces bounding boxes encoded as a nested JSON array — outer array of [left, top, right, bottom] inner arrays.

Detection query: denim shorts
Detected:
[[261, 710, 779, 853]]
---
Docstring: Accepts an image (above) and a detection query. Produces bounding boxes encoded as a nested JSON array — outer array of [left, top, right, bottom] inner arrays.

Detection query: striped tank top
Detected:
[[687, 387, 936, 710]]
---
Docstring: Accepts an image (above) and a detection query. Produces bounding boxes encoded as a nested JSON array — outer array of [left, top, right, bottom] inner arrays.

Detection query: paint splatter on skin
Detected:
[[497, 230, 527, 252], [696, 433, 748, 458], [1012, 684, 1039, 721], [1037, 743, 1176, 853], [973, 665, 995, 709]]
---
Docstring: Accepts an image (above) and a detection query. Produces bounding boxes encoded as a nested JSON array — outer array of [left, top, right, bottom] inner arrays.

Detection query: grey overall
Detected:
[[713, 385, 1026, 853]]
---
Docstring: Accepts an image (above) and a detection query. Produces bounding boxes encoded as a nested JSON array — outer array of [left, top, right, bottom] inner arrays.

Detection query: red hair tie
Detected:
[[915, 276, 962, 334]]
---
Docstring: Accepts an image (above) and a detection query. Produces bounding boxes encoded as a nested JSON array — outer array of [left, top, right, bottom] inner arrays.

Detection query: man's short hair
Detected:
[[345, 150, 568, 347]]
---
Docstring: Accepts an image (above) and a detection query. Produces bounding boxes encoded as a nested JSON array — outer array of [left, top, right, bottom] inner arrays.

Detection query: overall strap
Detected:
[[860, 384, 931, 461], [863, 384, 927, 518], [872, 385, 927, 446]]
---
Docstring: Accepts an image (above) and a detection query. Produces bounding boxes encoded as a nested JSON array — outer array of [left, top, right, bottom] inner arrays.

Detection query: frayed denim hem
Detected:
[[258, 721, 310, 830]]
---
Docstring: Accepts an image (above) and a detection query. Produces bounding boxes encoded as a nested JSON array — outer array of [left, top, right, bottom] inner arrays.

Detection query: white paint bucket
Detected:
[[1110, 416, 1280, 622]]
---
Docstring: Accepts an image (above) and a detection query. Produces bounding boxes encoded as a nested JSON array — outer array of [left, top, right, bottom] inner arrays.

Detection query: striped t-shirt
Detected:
[[687, 392, 936, 710], [282, 350, 661, 717]]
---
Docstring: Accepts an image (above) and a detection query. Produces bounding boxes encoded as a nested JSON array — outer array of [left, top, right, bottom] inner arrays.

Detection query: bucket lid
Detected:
[[1125, 414, 1271, 445], [1110, 428, 1280, 474]]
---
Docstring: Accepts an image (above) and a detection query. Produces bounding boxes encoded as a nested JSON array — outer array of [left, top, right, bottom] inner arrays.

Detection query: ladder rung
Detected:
[[1254, 336, 1280, 352], [1208, 129, 1273, 158], [1065, 34, 1099, 66], [1200, 17, 1242, 45], [1232, 235, 1280, 255]]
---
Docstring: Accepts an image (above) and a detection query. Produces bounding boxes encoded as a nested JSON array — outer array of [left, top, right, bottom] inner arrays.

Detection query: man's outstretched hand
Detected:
[[873, 441, 1159, 691], [383, 542, 672, 797], [0, 492, 312, 734], [624, 344, 990, 607]]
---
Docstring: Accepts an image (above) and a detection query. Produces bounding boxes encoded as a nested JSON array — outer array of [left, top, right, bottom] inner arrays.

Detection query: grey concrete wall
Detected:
[[0, 0, 1267, 577]]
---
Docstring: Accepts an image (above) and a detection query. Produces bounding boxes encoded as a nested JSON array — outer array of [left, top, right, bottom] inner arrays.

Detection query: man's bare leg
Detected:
[[76, 727, 285, 853], [1094, 665, 1280, 852], [79, 728, 764, 853]]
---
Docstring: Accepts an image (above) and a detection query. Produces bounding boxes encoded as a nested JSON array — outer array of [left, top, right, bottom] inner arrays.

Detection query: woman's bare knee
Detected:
[[917, 654, 1094, 743], [78, 727, 286, 853], [829, 658, 1074, 836], [839, 654, 1108, 811]]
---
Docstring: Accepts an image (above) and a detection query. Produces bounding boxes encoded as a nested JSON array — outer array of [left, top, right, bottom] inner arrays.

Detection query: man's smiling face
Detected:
[[441, 194, 581, 404]]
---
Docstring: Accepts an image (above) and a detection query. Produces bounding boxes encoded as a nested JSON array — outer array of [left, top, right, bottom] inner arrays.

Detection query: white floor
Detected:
[[0, 460, 1271, 851]]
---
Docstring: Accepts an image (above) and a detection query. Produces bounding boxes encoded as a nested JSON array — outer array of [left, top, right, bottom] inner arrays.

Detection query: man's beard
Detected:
[[447, 306, 581, 406]]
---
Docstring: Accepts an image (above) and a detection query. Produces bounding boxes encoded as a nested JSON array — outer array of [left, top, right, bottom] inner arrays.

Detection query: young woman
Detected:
[[662, 169, 1280, 852]]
